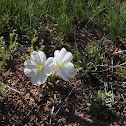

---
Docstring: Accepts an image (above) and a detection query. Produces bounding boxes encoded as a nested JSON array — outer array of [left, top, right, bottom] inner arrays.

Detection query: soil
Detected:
[[0, 26, 126, 126]]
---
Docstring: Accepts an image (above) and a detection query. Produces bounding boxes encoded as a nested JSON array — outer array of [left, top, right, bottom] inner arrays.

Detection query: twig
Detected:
[[91, 62, 126, 73], [49, 106, 55, 125], [6, 85, 21, 94], [49, 94, 56, 125], [111, 57, 114, 73], [4, 79, 22, 94], [11, 118, 24, 126]]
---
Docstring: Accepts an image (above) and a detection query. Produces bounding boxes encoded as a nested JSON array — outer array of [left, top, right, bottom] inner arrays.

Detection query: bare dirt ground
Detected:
[[0, 27, 126, 126]]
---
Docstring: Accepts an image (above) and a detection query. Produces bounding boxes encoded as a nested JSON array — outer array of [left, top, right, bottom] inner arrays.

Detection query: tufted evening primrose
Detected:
[[24, 51, 53, 85], [53, 48, 75, 81]]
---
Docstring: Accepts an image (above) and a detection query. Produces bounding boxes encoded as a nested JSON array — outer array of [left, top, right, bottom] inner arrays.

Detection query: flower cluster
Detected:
[[24, 48, 75, 85]]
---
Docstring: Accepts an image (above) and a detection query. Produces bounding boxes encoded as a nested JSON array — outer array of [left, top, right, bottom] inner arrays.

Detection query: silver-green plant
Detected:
[[89, 90, 114, 120]]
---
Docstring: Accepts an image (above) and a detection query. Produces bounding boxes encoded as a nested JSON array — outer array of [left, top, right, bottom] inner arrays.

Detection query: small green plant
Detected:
[[0, 30, 18, 70], [0, 84, 7, 101], [30, 29, 38, 55], [35, 39, 45, 52], [75, 43, 102, 76], [30, 30, 45, 55], [89, 90, 114, 120]]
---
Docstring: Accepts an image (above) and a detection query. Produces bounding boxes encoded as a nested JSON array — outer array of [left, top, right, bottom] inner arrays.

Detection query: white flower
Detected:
[[24, 51, 53, 85], [53, 48, 75, 81], [0, 36, 4, 40]]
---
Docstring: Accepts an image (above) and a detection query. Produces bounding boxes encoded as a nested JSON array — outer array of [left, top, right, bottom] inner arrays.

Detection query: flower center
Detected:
[[37, 64, 45, 72], [57, 62, 63, 70]]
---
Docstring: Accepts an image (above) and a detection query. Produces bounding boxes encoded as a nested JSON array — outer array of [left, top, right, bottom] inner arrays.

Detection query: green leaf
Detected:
[[91, 44, 96, 55], [0, 61, 3, 68], [117, 69, 126, 76]]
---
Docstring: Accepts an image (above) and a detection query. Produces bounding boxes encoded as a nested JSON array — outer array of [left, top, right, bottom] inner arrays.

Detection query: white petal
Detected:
[[38, 72, 47, 84], [24, 68, 35, 77], [60, 48, 67, 59], [54, 50, 60, 57], [55, 66, 69, 81], [45, 57, 53, 67], [31, 51, 41, 64], [24, 59, 36, 69], [63, 62, 75, 78], [53, 57, 58, 67], [54, 48, 68, 63], [44, 66, 53, 76], [54, 50, 62, 62], [38, 51, 46, 65], [62, 52, 73, 63], [64, 62, 74, 69], [31, 71, 40, 85]]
